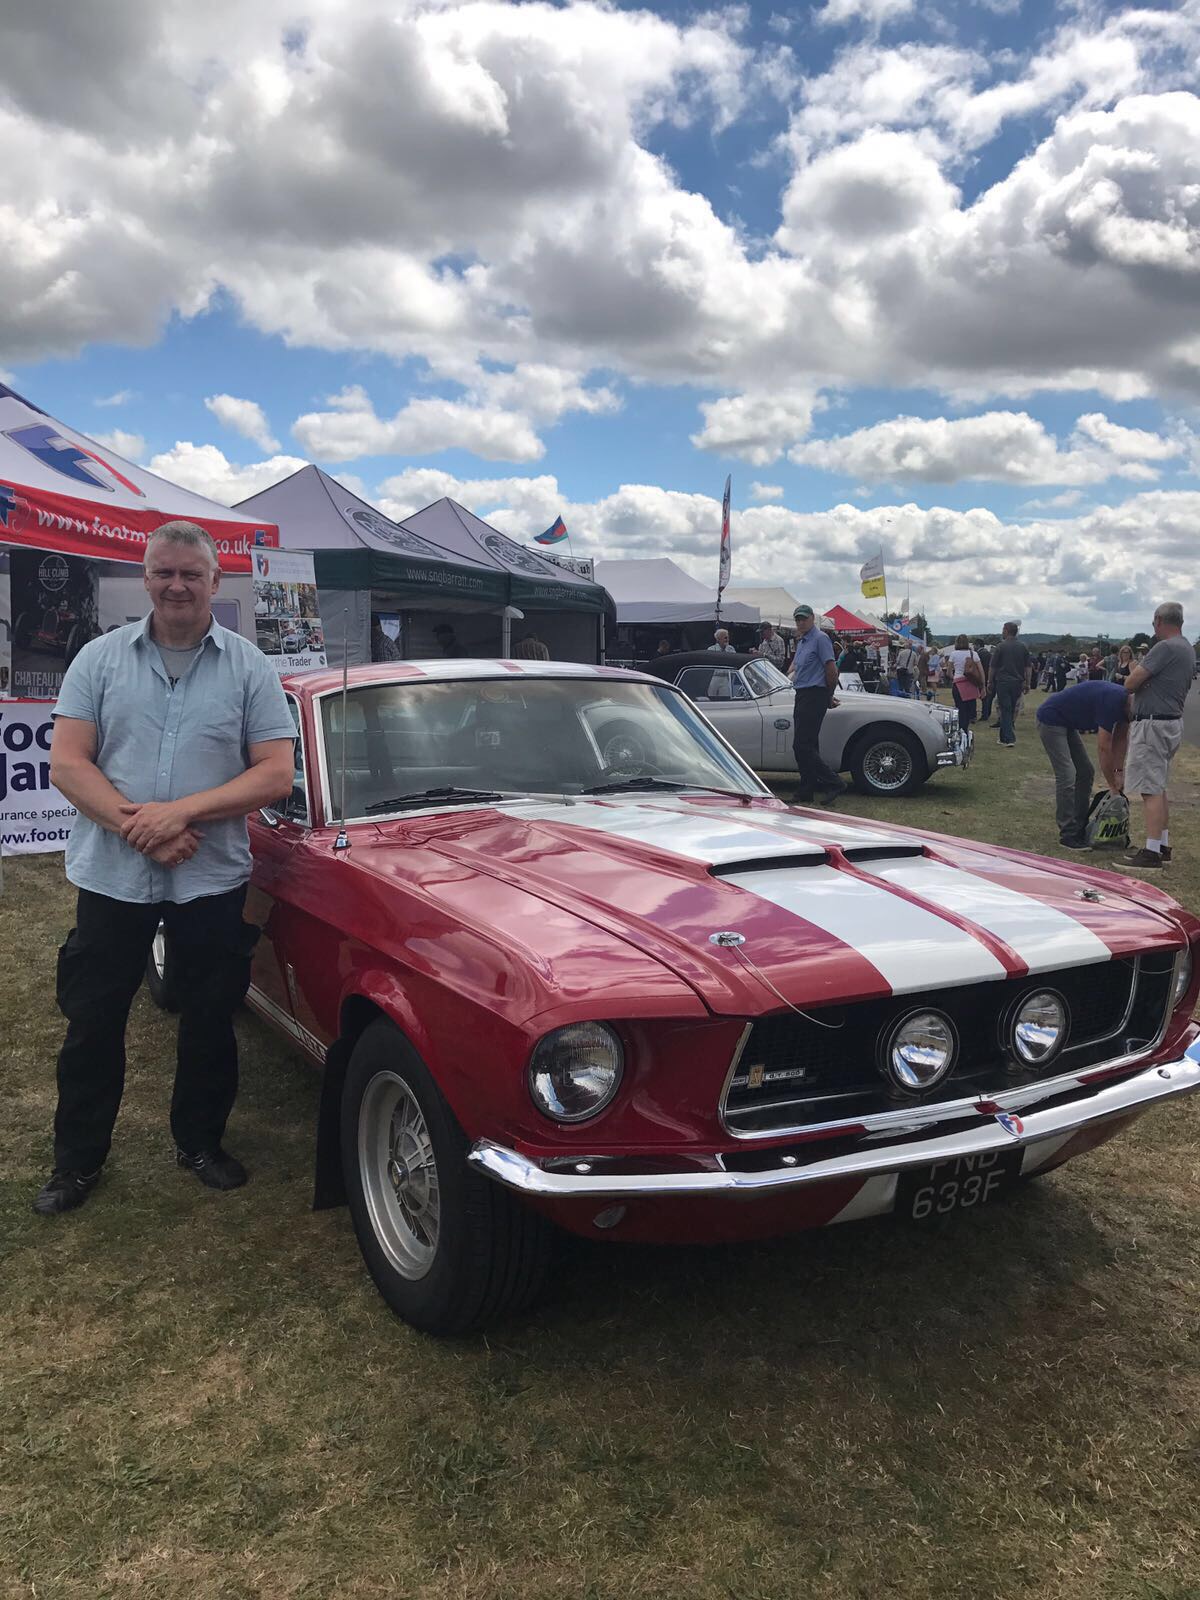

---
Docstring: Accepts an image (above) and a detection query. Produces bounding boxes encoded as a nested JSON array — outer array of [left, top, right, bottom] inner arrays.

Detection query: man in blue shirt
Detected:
[[33, 521, 296, 1216], [1035, 680, 1130, 849], [789, 605, 845, 802]]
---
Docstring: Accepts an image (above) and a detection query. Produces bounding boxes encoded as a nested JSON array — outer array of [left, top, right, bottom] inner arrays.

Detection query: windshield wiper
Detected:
[[363, 786, 507, 814], [582, 777, 745, 796]]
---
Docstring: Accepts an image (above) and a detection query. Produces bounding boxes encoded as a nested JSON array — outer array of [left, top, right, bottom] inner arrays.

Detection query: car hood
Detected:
[[362, 797, 1187, 1017]]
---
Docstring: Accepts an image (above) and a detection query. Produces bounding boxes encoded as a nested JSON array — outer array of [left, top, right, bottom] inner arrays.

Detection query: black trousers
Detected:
[[53, 885, 258, 1173], [792, 688, 841, 795]]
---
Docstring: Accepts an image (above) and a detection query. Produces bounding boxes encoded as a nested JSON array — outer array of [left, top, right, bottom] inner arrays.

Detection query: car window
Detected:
[[676, 667, 750, 702], [318, 677, 763, 818], [743, 659, 790, 696], [283, 697, 308, 825]]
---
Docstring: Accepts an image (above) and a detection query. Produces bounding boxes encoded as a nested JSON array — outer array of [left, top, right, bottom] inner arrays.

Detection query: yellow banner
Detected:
[[861, 576, 886, 599]]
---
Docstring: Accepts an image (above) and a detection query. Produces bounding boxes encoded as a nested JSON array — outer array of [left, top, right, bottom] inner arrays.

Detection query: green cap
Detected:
[[792, 604, 814, 619]]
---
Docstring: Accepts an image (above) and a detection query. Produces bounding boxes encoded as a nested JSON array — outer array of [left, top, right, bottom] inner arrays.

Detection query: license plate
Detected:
[[896, 1148, 1024, 1222]]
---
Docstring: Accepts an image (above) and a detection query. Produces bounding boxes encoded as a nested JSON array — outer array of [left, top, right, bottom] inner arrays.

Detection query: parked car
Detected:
[[641, 650, 967, 795], [148, 660, 1200, 1333]]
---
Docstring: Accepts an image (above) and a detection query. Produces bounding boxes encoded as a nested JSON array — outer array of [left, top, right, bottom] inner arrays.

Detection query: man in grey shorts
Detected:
[[1120, 602, 1192, 869]]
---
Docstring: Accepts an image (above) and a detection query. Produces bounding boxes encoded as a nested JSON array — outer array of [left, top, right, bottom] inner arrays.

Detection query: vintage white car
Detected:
[[638, 651, 969, 796]]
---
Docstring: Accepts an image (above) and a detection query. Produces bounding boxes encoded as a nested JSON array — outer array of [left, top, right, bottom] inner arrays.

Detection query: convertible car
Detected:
[[151, 660, 1200, 1333], [644, 651, 968, 795]]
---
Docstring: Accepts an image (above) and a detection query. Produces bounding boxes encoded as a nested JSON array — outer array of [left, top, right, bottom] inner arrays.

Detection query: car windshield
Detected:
[[742, 659, 791, 696], [320, 676, 764, 819]]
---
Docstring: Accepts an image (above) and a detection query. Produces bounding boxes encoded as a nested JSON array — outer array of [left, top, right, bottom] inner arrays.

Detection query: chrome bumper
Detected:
[[468, 1054, 1200, 1200], [935, 728, 973, 769]]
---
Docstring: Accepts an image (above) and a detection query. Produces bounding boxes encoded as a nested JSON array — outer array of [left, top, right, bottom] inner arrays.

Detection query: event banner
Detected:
[[252, 548, 328, 675], [0, 701, 76, 856], [0, 551, 10, 697], [0, 478, 276, 572], [9, 549, 100, 700]]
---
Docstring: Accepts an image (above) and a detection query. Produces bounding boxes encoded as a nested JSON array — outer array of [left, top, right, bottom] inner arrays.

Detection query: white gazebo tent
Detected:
[[593, 558, 758, 625], [723, 584, 802, 629]]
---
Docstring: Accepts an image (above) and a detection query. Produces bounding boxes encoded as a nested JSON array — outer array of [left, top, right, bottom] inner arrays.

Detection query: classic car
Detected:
[[642, 650, 968, 795], [148, 659, 1200, 1334]]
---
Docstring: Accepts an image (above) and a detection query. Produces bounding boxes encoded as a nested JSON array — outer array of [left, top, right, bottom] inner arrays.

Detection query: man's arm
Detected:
[[50, 716, 201, 863], [120, 739, 295, 853], [1123, 662, 1150, 693], [824, 657, 839, 705]]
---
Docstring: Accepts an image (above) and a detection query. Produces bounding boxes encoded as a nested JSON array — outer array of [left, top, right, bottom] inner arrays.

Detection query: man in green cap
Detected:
[[789, 605, 845, 802]]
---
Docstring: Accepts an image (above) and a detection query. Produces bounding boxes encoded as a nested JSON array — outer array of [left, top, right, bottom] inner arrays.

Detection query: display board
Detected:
[[252, 548, 327, 675], [8, 549, 100, 700], [0, 702, 75, 855]]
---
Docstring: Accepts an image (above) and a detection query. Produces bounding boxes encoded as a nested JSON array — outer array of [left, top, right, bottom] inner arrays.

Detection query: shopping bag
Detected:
[[1085, 791, 1130, 849]]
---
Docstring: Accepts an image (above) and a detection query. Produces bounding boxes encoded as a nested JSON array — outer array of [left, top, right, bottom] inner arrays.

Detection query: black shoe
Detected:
[[817, 780, 848, 803], [1060, 835, 1090, 851], [32, 1168, 101, 1216], [176, 1146, 248, 1190], [1121, 847, 1164, 870]]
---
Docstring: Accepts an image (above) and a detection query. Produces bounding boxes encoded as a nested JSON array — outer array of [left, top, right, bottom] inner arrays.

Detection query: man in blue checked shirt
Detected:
[[33, 521, 296, 1217], [789, 605, 846, 803]]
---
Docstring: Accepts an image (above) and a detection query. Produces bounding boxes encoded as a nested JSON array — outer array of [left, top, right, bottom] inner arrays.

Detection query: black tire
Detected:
[[14, 612, 32, 651], [144, 922, 181, 1011], [64, 622, 89, 666], [341, 1019, 553, 1334], [848, 727, 927, 797]]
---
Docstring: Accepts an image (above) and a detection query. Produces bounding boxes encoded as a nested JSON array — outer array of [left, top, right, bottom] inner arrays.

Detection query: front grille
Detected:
[[722, 954, 1176, 1136]]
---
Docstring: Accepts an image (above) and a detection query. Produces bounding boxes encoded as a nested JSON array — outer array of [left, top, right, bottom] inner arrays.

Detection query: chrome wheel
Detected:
[[151, 925, 167, 982], [601, 727, 648, 768], [863, 739, 914, 792], [358, 1071, 440, 1280]]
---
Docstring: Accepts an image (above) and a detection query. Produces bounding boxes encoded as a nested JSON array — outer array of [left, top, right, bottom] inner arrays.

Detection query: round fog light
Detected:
[[528, 1022, 624, 1123], [882, 1010, 957, 1092], [1010, 989, 1067, 1066]]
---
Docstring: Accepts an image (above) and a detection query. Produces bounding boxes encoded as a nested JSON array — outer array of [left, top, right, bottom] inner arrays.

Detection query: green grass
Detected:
[[3, 695, 1200, 1599]]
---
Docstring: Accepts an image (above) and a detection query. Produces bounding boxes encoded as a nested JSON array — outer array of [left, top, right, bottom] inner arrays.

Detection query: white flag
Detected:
[[859, 554, 884, 583]]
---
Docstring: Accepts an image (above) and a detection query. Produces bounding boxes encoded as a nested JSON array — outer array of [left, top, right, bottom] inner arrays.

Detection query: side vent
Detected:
[[710, 853, 829, 877]]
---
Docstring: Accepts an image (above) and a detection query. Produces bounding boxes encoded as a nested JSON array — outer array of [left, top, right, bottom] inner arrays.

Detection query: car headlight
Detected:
[[1009, 989, 1068, 1066], [1173, 947, 1193, 1009], [881, 1009, 958, 1092], [528, 1022, 625, 1122]]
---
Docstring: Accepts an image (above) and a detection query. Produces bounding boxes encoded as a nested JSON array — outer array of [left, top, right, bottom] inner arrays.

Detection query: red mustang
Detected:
[[198, 661, 1200, 1333]]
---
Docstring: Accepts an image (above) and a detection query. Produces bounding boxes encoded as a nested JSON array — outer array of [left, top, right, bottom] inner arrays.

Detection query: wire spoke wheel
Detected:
[[359, 1071, 441, 1280], [863, 739, 914, 792]]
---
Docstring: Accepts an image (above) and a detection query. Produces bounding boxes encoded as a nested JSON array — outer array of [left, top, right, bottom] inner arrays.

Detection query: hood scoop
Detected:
[[841, 844, 927, 864], [711, 853, 830, 877]]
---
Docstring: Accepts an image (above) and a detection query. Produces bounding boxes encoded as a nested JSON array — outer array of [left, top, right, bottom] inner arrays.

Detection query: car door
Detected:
[[675, 666, 765, 768], [246, 694, 309, 1027]]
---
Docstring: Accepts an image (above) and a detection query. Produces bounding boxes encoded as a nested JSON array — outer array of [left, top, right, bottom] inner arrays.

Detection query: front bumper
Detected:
[[468, 1052, 1200, 1200], [935, 727, 972, 769]]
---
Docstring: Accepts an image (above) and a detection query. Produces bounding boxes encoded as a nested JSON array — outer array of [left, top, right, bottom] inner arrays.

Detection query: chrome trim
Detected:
[[245, 983, 327, 1064], [469, 1055, 1200, 1198], [717, 962, 1179, 1141]]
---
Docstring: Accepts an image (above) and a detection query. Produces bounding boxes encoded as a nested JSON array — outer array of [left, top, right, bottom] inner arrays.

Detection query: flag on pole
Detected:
[[860, 553, 886, 600], [718, 475, 732, 594], [535, 515, 568, 545]]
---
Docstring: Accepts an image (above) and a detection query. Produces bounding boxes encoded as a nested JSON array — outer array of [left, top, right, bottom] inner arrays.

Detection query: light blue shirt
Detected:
[[790, 626, 835, 689], [54, 615, 294, 905]]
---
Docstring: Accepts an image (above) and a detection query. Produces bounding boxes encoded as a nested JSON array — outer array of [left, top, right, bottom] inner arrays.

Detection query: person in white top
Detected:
[[949, 632, 984, 732], [707, 628, 736, 653]]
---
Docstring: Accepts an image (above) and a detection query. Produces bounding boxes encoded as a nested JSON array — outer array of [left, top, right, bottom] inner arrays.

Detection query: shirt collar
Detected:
[[132, 612, 225, 651]]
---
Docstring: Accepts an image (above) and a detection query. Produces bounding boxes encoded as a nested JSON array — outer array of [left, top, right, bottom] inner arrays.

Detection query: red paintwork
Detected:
[[243, 668, 1200, 1246]]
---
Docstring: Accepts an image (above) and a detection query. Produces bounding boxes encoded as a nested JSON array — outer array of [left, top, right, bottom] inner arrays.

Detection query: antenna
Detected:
[[333, 603, 351, 852]]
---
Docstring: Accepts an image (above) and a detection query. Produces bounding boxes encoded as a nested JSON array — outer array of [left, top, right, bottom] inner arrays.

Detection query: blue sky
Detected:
[[3, 0, 1198, 633]]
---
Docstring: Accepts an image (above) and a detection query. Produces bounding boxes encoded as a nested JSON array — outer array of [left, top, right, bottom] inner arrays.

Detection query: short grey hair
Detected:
[[1154, 601, 1184, 628], [144, 520, 219, 570]]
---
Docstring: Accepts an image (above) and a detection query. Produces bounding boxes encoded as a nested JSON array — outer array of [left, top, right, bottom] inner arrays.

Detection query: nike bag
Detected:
[[1085, 791, 1130, 850]]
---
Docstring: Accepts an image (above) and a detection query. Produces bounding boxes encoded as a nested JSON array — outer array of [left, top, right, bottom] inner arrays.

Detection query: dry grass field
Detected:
[[3, 693, 1200, 1600]]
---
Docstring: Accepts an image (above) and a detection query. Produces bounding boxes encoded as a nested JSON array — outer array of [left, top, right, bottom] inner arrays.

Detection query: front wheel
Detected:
[[849, 728, 926, 797], [341, 1019, 552, 1334]]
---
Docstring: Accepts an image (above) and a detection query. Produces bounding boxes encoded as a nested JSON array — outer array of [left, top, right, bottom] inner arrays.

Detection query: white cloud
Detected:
[[291, 384, 545, 463], [204, 393, 280, 453], [692, 390, 821, 465], [371, 463, 1200, 632], [90, 428, 146, 461], [1020, 489, 1086, 513], [816, 0, 916, 31], [146, 442, 308, 504], [750, 481, 785, 502], [791, 410, 1181, 486], [95, 389, 134, 408]]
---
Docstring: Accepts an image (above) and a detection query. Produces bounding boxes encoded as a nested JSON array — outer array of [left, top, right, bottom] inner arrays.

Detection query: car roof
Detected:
[[282, 658, 662, 698], [646, 650, 763, 677]]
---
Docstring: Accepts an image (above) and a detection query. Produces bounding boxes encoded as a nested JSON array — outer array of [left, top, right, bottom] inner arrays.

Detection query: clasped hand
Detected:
[[118, 801, 201, 865]]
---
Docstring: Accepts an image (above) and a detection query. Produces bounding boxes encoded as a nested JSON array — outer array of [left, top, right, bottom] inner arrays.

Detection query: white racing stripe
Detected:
[[720, 864, 1007, 993], [505, 799, 830, 865], [860, 856, 1111, 973]]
